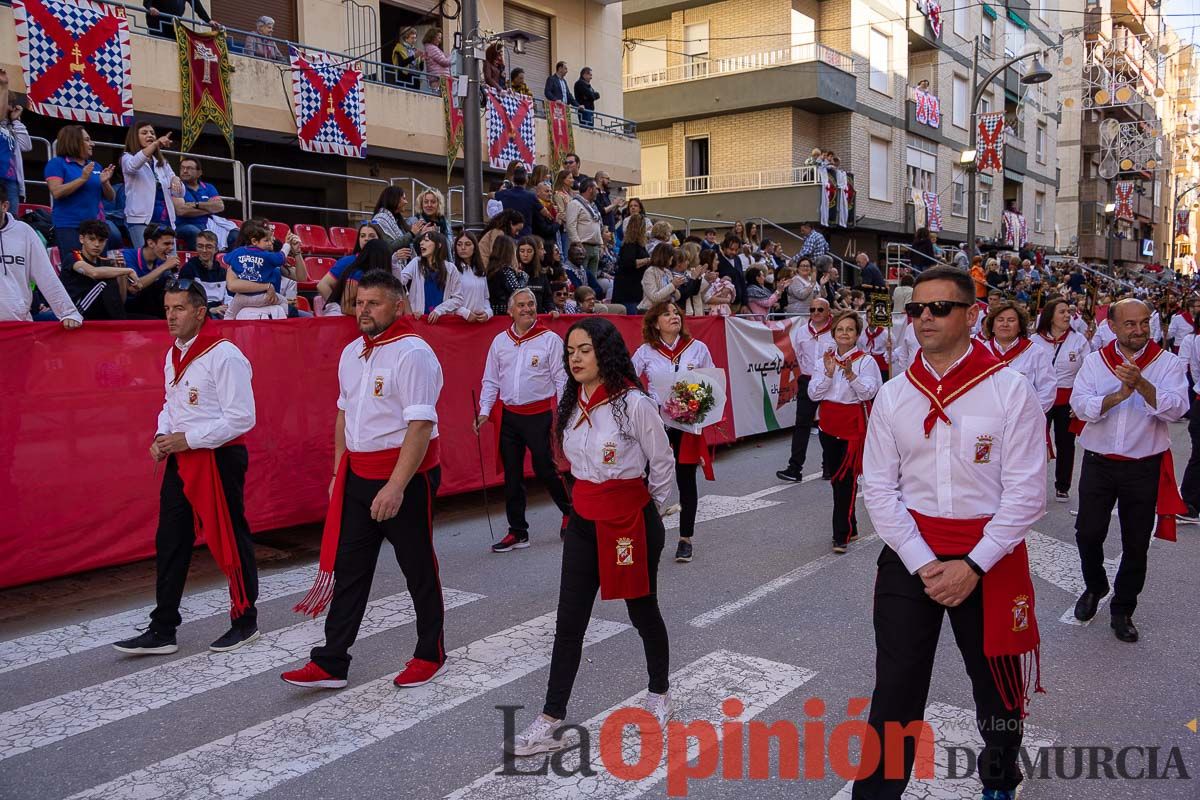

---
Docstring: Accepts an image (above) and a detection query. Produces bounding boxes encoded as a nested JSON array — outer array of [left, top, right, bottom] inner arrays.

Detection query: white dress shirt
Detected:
[[892, 323, 921, 374], [789, 321, 834, 376], [562, 389, 676, 511], [985, 338, 1056, 413], [862, 349, 1047, 574], [337, 333, 442, 452], [1092, 322, 1116, 351], [858, 326, 894, 363], [398, 258, 464, 317], [478, 325, 567, 416], [1069, 311, 1089, 336], [1070, 344, 1188, 459], [1151, 310, 1162, 343], [631, 337, 715, 408], [1168, 312, 1194, 348], [156, 337, 256, 449], [455, 268, 493, 320], [1183, 333, 1200, 385], [807, 348, 882, 404], [1031, 330, 1089, 389]]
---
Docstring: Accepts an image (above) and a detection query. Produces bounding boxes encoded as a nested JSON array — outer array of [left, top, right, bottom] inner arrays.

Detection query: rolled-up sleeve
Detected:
[[398, 346, 442, 423]]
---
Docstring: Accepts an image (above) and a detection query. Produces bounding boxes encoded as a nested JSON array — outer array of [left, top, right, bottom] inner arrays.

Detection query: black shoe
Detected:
[[674, 540, 693, 563], [1074, 591, 1104, 622], [1176, 507, 1200, 525], [832, 541, 848, 554], [1111, 615, 1139, 643], [776, 469, 801, 482], [113, 630, 178, 655], [492, 531, 530, 553], [821, 469, 833, 481], [209, 626, 261, 653], [848, 531, 860, 542], [1055, 490, 1070, 503]]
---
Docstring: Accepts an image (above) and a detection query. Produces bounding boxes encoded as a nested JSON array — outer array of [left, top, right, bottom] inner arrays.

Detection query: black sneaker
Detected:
[[492, 531, 530, 553], [775, 469, 801, 482], [1176, 507, 1200, 525], [113, 630, 178, 655], [1055, 490, 1070, 503], [848, 531, 860, 542], [674, 540, 693, 563], [832, 542, 848, 554], [209, 626, 261, 653]]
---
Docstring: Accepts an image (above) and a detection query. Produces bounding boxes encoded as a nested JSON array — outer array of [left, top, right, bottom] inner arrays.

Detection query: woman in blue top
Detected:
[[224, 220, 292, 319], [321, 238, 393, 316], [45, 125, 115, 258], [316, 222, 384, 311]]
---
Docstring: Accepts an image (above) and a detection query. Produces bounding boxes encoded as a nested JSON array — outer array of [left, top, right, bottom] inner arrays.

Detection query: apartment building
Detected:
[[0, 0, 639, 224], [621, 0, 1060, 261], [1160, 32, 1200, 273]]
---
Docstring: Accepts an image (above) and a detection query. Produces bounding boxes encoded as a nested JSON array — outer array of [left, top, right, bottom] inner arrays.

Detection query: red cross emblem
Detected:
[[487, 91, 535, 165], [296, 59, 363, 149]]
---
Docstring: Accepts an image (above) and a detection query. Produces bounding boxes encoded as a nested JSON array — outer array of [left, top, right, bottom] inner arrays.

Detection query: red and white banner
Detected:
[[485, 88, 536, 170], [1114, 181, 1135, 221], [289, 46, 367, 158], [547, 99, 574, 172], [976, 111, 1005, 174]]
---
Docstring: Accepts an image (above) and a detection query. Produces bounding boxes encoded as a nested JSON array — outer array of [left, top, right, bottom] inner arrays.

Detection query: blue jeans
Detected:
[[127, 222, 148, 249], [176, 223, 203, 250], [55, 226, 81, 259], [579, 109, 594, 128]]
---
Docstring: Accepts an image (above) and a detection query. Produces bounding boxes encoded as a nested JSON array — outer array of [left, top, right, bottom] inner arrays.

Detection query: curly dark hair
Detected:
[[555, 317, 646, 448]]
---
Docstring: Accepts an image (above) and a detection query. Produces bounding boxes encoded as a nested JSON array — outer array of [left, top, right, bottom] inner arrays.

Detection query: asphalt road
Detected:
[[1, 426, 1198, 800]]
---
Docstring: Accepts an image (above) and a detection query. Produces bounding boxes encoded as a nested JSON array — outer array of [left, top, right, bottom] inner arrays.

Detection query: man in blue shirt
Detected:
[[495, 166, 538, 236], [121, 224, 179, 317], [173, 156, 229, 250], [797, 221, 829, 260]]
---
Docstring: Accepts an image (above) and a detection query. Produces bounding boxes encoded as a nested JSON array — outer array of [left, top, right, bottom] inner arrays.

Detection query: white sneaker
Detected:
[[661, 503, 682, 517], [642, 690, 672, 726], [510, 714, 565, 757]]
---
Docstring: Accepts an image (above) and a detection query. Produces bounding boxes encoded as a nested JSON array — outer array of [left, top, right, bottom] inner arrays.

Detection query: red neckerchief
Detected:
[[506, 321, 549, 346], [1183, 312, 1194, 328], [1099, 339, 1164, 376], [986, 337, 1033, 364], [359, 317, 416, 359], [171, 323, 229, 386], [906, 340, 1006, 437], [574, 383, 632, 429], [864, 327, 884, 347], [653, 335, 694, 364], [1039, 331, 1069, 346], [808, 320, 831, 338], [832, 347, 866, 370]]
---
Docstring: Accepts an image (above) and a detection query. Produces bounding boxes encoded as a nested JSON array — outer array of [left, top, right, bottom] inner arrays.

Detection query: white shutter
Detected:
[[869, 137, 890, 200], [504, 4, 552, 98], [952, 76, 968, 128]]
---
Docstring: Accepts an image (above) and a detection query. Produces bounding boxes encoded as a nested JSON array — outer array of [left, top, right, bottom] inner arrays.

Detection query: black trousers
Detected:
[[852, 547, 1023, 799], [1179, 396, 1200, 512], [311, 466, 444, 678], [1045, 403, 1077, 493], [150, 446, 259, 636], [786, 375, 816, 473], [1075, 451, 1159, 617], [500, 410, 572, 533], [819, 432, 857, 545], [666, 428, 698, 538], [543, 502, 669, 719], [74, 279, 128, 320]]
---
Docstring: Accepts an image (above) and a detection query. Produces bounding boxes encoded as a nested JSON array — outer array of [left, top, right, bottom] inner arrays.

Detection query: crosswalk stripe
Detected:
[[64, 612, 630, 800], [0, 564, 321, 675], [689, 534, 879, 628], [444, 649, 815, 800], [1024, 531, 1118, 626], [827, 701, 1057, 799], [0, 588, 484, 760], [664, 494, 785, 530]]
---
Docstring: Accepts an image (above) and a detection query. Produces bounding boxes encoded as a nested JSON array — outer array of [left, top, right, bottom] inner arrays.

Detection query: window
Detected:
[[954, 2, 970, 39], [1035, 191, 1045, 232], [639, 144, 669, 196], [952, 76, 969, 129], [215, 0, 297, 43], [952, 172, 966, 216], [869, 136, 890, 200], [683, 22, 710, 79], [906, 137, 937, 196], [1038, 0, 1047, 19], [685, 137, 709, 193], [1036, 123, 1046, 163], [980, 94, 992, 115], [982, 16, 994, 53], [978, 177, 992, 222], [869, 29, 890, 94]]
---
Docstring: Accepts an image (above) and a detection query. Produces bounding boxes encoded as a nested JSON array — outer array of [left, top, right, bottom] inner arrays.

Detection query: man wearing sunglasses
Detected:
[[114, 279, 260, 656], [855, 266, 1046, 800], [777, 298, 833, 482]]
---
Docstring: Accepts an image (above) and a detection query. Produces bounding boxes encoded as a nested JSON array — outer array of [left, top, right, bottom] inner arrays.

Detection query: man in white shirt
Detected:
[[475, 288, 572, 553], [1069, 298, 1189, 643], [776, 298, 833, 482], [113, 280, 259, 656], [857, 267, 1046, 800]]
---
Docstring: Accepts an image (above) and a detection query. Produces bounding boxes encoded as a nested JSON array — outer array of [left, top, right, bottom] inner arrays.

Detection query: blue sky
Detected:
[[1163, 0, 1200, 44]]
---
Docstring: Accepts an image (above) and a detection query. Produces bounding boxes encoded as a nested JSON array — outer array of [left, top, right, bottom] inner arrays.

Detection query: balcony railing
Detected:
[[623, 44, 854, 91], [631, 167, 819, 200]]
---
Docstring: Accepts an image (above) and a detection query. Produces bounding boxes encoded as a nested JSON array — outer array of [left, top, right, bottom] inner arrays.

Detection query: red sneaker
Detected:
[[281, 661, 347, 689], [393, 657, 444, 688]]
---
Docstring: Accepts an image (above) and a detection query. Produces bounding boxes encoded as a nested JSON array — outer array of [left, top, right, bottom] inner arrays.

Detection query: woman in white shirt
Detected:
[[1033, 298, 1091, 502], [981, 301, 1057, 415], [438, 231, 491, 322], [120, 121, 182, 248], [510, 317, 675, 758], [809, 310, 881, 553], [397, 231, 462, 321]]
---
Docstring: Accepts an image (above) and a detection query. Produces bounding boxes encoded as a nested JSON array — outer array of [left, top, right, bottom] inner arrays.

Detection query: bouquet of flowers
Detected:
[[664, 380, 716, 426], [650, 367, 727, 434]]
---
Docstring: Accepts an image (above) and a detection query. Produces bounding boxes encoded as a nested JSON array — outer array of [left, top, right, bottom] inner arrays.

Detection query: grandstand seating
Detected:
[[294, 224, 347, 256], [299, 256, 336, 291], [328, 226, 358, 254], [267, 221, 291, 242]]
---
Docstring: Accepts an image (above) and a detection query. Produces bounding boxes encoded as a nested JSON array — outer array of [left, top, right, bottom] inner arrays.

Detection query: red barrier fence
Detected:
[[0, 315, 734, 588]]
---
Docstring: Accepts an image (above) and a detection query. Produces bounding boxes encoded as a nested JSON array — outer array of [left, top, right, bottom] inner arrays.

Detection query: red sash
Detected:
[[905, 341, 1006, 437], [174, 441, 251, 619], [986, 337, 1033, 364], [1097, 451, 1187, 542], [910, 511, 1044, 718], [487, 396, 556, 467], [294, 440, 441, 617], [171, 327, 229, 386], [676, 430, 715, 481], [572, 478, 652, 600], [1053, 387, 1072, 406]]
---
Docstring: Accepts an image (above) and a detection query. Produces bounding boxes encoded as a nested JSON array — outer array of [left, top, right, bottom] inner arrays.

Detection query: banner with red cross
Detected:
[[1176, 208, 1189, 234], [176, 25, 234, 155], [485, 87, 535, 170], [976, 111, 1005, 174], [1114, 181, 1135, 221], [289, 46, 366, 158], [914, 89, 941, 129], [922, 191, 942, 231], [13, 0, 132, 126], [546, 100, 574, 173]]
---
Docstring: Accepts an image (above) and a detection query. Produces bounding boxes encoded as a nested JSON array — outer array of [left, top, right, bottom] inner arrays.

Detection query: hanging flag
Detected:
[[926, 0, 943, 38], [1114, 181, 1135, 220], [1176, 208, 1189, 233], [175, 25, 234, 155], [976, 111, 1005, 173], [923, 191, 942, 231], [289, 46, 366, 158], [546, 99, 574, 173], [925, 93, 941, 128], [485, 87, 535, 170], [13, 0, 132, 126], [441, 76, 463, 180]]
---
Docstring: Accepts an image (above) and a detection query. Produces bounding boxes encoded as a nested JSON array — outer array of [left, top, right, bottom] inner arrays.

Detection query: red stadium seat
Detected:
[[298, 256, 335, 292], [328, 226, 358, 254], [267, 221, 291, 242], [294, 224, 343, 256], [295, 296, 312, 313], [48, 246, 61, 272], [18, 203, 51, 218]]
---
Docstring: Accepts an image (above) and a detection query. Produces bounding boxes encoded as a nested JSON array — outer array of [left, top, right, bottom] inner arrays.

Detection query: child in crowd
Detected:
[[224, 221, 296, 320]]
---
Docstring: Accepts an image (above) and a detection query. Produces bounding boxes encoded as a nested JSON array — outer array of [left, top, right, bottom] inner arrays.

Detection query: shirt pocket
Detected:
[[369, 368, 393, 400], [959, 414, 1002, 468]]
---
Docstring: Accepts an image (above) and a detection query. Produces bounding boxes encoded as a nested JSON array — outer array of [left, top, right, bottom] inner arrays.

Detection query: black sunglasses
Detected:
[[166, 278, 195, 292], [905, 300, 973, 318]]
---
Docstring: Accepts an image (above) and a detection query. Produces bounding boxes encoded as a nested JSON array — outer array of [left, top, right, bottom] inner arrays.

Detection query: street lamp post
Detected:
[[965, 42, 1053, 259]]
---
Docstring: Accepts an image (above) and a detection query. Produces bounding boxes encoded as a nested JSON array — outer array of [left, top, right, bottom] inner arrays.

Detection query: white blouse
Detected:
[[455, 267, 492, 320], [807, 348, 882, 405], [631, 337, 715, 408], [398, 258, 463, 317]]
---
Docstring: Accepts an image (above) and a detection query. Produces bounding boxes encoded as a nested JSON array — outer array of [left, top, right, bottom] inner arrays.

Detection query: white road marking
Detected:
[[65, 613, 630, 800], [444, 649, 815, 800], [665, 473, 822, 530], [0, 564, 321, 675], [0, 589, 484, 759], [828, 701, 1057, 799], [1023, 531, 1119, 626]]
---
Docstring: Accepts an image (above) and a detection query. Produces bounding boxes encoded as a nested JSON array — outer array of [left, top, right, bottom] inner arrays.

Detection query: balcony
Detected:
[[1112, 0, 1148, 34], [623, 45, 856, 128], [620, 0, 717, 28], [629, 167, 845, 226], [1110, 26, 1161, 96], [1078, 234, 1139, 262], [905, 88, 944, 134], [908, 0, 941, 52]]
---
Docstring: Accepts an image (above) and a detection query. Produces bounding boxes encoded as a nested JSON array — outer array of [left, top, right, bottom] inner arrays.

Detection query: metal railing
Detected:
[[19, 135, 53, 196], [633, 167, 819, 200], [623, 43, 854, 90], [246, 164, 388, 222]]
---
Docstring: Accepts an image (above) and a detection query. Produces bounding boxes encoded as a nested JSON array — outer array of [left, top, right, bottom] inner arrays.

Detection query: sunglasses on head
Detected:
[[905, 300, 973, 318], [166, 278, 195, 292]]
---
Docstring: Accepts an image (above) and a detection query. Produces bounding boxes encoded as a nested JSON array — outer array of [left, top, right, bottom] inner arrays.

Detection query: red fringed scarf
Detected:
[[905, 341, 1006, 437], [573, 478, 652, 600], [653, 335, 695, 365], [911, 511, 1044, 718], [573, 382, 633, 429], [818, 350, 872, 527], [171, 325, 229, 386], [808, 320, 831, 339], [505, 321, 550, 346], [986, 337, 1033, 365]]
